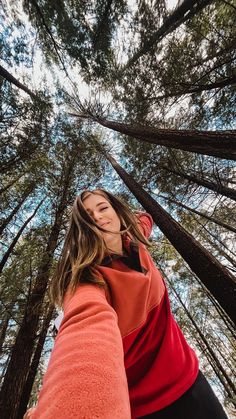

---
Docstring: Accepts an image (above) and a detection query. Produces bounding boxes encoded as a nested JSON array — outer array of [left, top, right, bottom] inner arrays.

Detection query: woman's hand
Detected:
[[23, 407, 36, 419]]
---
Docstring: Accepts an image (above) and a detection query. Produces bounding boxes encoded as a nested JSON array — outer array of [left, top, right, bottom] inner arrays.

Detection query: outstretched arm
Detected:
[[32, 284, 131, 419], [135, 211, 153, 239]]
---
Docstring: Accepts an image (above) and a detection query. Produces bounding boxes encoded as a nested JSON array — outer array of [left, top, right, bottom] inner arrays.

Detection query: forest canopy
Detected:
[[0, 0, 236, 418]]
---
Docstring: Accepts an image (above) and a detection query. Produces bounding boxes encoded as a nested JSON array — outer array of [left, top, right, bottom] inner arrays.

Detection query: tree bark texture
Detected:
[[94, 117, 236, 161]]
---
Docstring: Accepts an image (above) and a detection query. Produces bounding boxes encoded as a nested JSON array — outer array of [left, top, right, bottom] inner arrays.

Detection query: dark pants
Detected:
[[139, 371, 228, 419]]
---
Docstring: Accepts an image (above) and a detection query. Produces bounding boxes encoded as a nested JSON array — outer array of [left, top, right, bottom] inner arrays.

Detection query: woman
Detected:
[[24, 189, 228, 419]]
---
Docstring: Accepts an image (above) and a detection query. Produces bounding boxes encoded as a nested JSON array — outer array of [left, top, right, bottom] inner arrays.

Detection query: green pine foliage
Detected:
[[0, 0, 235, 416]]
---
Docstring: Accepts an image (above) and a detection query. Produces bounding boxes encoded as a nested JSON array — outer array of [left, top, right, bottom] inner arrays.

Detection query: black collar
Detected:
[[101, 241, 138, 266], [100, 241, 147, 274]]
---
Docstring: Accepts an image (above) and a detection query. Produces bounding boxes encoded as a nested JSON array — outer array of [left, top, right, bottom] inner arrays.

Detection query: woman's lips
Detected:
[[101, 222, 110, 227]]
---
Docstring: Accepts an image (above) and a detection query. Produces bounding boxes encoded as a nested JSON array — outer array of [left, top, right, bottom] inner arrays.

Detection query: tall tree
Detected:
[[0, 181, 36, 236], [111, 1, 236, 130], [1, 1, 236, 416], [21, 0, 127, 81], [155, 193, 236, 234], [17, 304, 55, 419], [162, 166, 236, 201], [0, 120, 99, 419], [100, 150, 236, 324], [0, 195, 67, 418], [0, 301, 15, 355], [74, 114, 236, 160], [0, 198, 44, 275], [120, 0, 213, 72], [0, 65, 37, 99], [166, 275, 236, 404], [0, 120, 106, 418]]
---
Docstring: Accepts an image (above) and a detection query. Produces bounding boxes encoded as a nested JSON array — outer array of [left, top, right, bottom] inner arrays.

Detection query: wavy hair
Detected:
[[50, 189, 151, 306]]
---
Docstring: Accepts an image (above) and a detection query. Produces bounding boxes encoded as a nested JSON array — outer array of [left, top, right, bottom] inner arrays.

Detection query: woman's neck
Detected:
[[106, 235, 123, 255]]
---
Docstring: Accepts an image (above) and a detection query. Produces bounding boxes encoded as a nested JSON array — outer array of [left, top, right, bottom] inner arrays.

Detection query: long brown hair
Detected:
[[50, 189, 151, 306]]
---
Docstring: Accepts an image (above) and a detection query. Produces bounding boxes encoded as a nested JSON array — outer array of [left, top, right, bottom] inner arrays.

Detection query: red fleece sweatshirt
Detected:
[[32, 213, 198, 419]]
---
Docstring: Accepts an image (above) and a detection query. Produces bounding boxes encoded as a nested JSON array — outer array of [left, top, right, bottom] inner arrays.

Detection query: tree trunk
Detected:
[[0, 143, 40, 176], [157, 193, 236, 234], [0, 302, 15, 354], [92, 0, 113, 49], [0, 157, 75, 418], [0, 199, 44, 275], [200, 343, 236, 408], [89, 116, 236, 161], [165, 276, 236, 405], [163, 167, 236, 201], [0, 183, 36, 236], [17, 304, 54, 419], [183, 265, 236, 340], [195, 220, 236, 269], [29, 0, 68, 75], [149, 74, 236, 100], [0, 215, 62, 418], [0, 172, 26, 195], [104, 152, 236, 324], [0, 65, 36, 99], [121, 0, 213, 71]]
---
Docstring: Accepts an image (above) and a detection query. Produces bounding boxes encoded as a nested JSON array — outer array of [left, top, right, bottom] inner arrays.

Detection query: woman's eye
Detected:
[[100, 207, 108, 211]]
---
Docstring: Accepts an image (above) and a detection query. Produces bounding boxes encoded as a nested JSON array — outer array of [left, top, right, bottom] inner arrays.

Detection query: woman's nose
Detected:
[[93, 211, 102, 222]]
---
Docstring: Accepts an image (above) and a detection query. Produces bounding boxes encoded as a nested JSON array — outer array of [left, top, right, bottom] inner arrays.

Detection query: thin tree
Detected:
[[156, 193, 236, 234], [162, 167, 236, 201], [146, 74, 236, 101], [0, 65, 37, 99], [120, 0, 213, 72], [17, 304, 55, 419], [0, 182, 36, 236], [0, 301, 15, 354], [0, 172, 26, 195], [0, 157, 76, 419], [27, 0, 70, 77], [164, 273, 236, 406], [193, 219, 236, 269], [0, 199, 44, 275], [1, 135, 43, 176], [183, 265, 236, 339]]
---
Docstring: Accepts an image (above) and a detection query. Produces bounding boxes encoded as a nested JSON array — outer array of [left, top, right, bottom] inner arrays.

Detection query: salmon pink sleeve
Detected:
[[136, 211, 153, 238], [32, 284, 131, 419]]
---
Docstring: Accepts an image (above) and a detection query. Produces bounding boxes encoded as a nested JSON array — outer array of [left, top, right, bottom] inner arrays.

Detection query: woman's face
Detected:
[[82, 193, 121, 245]]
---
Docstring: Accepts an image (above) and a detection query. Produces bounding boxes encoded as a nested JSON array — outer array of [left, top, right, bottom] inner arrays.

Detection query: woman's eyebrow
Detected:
[[97, 201, 108, 206]]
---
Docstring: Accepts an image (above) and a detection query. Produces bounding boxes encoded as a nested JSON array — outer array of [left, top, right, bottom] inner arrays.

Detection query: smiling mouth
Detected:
[[101, 222, 110, 227]]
